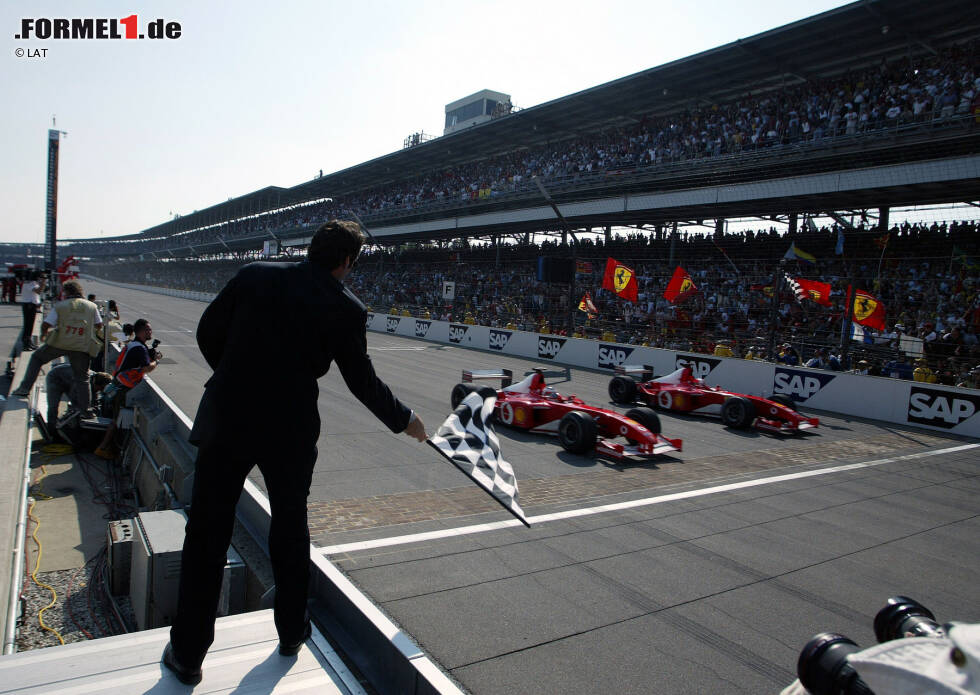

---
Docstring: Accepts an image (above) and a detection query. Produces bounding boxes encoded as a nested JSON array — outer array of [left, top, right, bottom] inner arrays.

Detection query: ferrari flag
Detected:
[[428, 387, 530, 526], [663, 266, 697, 304], [578, 292, 598, 319], [848, 286, 887, 331], [784, 273, 832, 307], [602, 257, 639, 302]]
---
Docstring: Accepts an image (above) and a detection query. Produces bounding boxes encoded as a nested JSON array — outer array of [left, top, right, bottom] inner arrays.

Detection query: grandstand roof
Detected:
[[74, 0, 980, 243]]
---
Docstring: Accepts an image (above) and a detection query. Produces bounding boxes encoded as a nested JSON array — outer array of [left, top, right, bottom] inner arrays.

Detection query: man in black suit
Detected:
[[164, 220, 427, 685]]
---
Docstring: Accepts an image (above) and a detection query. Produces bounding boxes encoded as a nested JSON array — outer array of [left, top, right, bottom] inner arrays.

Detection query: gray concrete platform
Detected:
[[79, 280, 980, 695], [0, 608, 363, 694]]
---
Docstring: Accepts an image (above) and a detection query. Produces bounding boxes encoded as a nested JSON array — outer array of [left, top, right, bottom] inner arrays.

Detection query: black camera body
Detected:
[[797, 596, 946, 695]]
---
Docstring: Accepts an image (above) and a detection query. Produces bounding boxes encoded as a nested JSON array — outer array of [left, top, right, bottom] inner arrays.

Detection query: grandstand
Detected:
[[21, 0, 979, 384]]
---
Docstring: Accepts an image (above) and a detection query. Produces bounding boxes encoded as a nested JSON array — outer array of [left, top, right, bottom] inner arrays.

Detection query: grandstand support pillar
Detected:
[[655, 223, 663, 241], [714, 219, 724, 239], [788, 213, 798, 236], [668, 221, 678, 267], [605, 226, 611, 244], [494, 235, 500, 268], [878, 206, 890, 234]]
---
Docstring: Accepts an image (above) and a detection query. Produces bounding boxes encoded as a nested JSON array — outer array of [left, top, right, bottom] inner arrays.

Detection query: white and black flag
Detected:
[[427, 388, 530, 527]]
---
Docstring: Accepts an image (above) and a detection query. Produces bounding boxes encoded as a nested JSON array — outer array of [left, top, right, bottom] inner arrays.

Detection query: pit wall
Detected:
[[80, 278, 980, 439]]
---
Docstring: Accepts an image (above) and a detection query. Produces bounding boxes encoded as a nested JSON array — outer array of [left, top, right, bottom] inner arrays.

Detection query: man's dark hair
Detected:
[[309, 220, 366, 270], [133, 318, 151, 335]]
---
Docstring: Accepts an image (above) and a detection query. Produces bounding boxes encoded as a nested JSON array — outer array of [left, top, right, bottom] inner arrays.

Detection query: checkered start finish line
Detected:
[[427, 388, 530, 527]]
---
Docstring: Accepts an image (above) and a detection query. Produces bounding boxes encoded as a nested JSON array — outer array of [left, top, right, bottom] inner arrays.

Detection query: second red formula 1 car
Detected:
[[451, 368, 682, 460], [608, 365, 819, 434]]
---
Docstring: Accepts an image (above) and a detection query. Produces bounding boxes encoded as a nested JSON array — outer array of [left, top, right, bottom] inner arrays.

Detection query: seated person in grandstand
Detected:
[[95, 318, 157, 460]]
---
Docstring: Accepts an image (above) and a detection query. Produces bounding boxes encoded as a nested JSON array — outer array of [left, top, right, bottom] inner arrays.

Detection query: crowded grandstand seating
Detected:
[[87, 220, 980, 388], [64, 40, 979, 259]]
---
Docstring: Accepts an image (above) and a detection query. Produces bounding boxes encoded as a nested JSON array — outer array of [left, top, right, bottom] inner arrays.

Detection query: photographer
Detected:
[[19, 270, 45, 351], [11, 279, 101, 406], [94, 318, 159, 460], [44, 364, 112, 438]]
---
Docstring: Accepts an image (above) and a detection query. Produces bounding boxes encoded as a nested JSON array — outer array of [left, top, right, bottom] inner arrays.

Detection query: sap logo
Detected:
[[449, 324, 468, 344], [385, 317, 400, 333], [675, 355, 721, 380], [415, 320, 431, 338], [489, 330, 512, 351], [598, 344, 635, 369], [773, 368, 836, 402], [908, 387, 980, 429], [537, 337, 567, 359]]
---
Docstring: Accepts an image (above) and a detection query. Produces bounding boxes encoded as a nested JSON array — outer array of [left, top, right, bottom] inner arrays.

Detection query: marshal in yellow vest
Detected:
[[45, 297, 102, 356]]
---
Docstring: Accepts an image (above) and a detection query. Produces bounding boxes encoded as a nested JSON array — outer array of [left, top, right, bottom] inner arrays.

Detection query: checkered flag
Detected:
[[784, 273, 807, 303], [427, 387, 530, 527]]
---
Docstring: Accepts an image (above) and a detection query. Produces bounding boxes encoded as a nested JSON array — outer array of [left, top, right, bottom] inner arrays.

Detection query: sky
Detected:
[[0, 0, 859, 245]]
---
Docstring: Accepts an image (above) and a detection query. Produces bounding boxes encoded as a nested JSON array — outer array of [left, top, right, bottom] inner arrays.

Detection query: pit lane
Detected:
[[89, 279, 980, 694]]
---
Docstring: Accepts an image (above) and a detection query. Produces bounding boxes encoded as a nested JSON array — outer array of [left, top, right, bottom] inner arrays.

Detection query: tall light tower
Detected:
[[45, 118, 67, 274]]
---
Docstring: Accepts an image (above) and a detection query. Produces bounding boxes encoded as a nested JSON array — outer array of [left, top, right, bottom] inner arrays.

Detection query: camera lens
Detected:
[[798, 632, 874, 695], [873, 595, 943, 642]]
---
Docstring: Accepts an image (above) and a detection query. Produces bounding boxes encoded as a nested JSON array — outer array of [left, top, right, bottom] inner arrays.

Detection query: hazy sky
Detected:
[[1, 0, 854, 244]]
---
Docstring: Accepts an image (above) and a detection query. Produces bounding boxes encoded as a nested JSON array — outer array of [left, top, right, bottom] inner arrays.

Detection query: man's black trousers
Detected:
[[21, 302, 37, 348], [170, 444, 316, 668]]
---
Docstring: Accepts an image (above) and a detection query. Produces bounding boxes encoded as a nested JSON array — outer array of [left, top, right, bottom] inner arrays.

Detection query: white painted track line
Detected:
[[317, 443, 979, 556]]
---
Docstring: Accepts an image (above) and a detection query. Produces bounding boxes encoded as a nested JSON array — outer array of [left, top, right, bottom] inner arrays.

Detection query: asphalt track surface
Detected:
[[90, 279, 980, 694]]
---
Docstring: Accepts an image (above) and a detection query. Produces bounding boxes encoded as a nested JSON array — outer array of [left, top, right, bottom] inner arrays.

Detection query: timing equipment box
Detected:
[[129, 510, 245, 630], [107, 519, 135, 596]]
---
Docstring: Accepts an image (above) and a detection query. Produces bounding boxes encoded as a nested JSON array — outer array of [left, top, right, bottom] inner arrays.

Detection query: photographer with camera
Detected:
[[94, 318, 159, 460], [11, 279, 101, 405], [19, 270, 46, 351], [44, 364, 113, 440]]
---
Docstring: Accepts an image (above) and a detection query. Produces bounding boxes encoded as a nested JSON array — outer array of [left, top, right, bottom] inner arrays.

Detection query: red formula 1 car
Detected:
[[451, 368, 682, 460], [608, 365, 819, 434]]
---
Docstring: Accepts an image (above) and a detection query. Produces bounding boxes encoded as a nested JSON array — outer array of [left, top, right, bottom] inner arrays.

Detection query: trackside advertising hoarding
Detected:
[[366, 314, 980, 437]]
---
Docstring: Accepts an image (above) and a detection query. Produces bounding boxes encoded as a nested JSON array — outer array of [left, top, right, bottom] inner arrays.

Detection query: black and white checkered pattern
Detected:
[[428, 389, 529, 526], [784, 273, 806, 303]]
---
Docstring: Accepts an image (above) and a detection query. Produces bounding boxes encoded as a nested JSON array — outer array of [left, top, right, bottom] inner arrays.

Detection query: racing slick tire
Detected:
[[558, 411, 598, 455], [768, 394, 797, 411], [608, 376, 637, 405], [451, 383, 479, 410], [625, 407, 661, 435], [721, 396, 756, 429]]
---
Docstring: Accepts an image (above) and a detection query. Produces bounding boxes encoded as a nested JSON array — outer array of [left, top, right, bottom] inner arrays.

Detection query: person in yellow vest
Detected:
[[400, 308, 411, 317], [601, 329, 616, 342], [573, 327, 584, 338], [713, 340, 734, 357], [389, 305, 398, 315], [913, 358, 938, 383], [12, 279, 103, 410], [506, 321, 517, 330], [464, 312, 476, 325], [421, 309, 431, 319]]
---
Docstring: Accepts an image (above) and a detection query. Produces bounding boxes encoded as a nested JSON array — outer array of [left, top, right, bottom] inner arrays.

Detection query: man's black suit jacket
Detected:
[[189, 260, 412, 457]]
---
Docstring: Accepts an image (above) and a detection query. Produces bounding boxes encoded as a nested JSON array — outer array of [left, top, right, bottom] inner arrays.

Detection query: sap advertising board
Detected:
[[361, 314, 980, 436]]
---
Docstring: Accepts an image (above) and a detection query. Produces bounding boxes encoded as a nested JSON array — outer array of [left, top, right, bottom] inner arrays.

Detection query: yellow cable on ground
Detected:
[[27, 464, 66, 645]]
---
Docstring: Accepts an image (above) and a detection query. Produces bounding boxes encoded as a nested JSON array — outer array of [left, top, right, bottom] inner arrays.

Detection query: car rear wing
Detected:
[[525, 366, 571, 384], [462, 369, 513, 388], [614, 364, 654, 381]]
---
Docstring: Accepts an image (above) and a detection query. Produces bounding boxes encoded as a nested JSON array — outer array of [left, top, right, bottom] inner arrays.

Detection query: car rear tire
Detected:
[[451, 383, 478, 410], [558, 411, 598, 455], [608, 376, 637, 404], [721, 396, 756, 428], [625, 407, 661, 435], [768, 394, 796, 411]]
